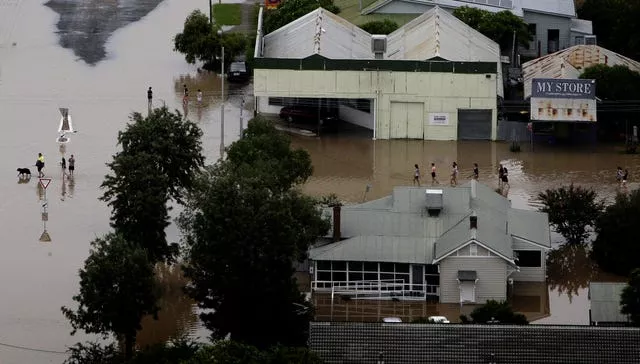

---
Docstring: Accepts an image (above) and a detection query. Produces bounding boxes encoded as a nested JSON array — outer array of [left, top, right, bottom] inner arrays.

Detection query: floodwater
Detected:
[[0, 1, 634, 363], [0, 0, 250, 362]]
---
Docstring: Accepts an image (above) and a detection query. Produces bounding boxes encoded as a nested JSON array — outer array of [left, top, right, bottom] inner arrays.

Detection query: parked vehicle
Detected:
[[279, 105, 341, 132], [227, 61, 249, 83]]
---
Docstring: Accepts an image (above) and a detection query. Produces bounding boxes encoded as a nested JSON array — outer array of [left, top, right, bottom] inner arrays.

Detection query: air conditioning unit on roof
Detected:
[[371, 35, 387, 59], [585, 35, 597, 45]]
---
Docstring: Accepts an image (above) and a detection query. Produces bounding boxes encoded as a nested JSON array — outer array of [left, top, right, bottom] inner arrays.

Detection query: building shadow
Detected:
[[546, 244, 599, 302]]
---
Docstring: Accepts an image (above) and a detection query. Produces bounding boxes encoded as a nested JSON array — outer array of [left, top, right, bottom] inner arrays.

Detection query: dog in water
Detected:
[[17, 168, 31, 178]]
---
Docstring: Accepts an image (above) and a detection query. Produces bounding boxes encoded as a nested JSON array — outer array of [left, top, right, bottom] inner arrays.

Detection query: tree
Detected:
[[578, 0, 640, 60], [61, 234, 159, 359], [593, 190, 640, 276], [621, 268, 640, 326], [179, 117, 330, 349], [461, 300, 528, 324], [64, 342, 122, 364], [360, 19, 398, 35], [180, 341, 324, 364], [580, 64, 640, 100], [174, 10, 221, 65], [452, 6, 532, 51], [538, 184, 603, 245], [264, 0, 340, 34], [100, 106, 204, 263], [546, 244, 599, 301]]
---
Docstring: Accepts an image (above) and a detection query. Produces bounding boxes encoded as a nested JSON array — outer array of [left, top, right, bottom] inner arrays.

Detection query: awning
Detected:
[[457, 270, 477, 281]]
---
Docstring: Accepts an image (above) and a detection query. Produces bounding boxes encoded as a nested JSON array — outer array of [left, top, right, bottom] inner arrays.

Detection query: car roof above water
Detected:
[[229, 62, 246, 72]]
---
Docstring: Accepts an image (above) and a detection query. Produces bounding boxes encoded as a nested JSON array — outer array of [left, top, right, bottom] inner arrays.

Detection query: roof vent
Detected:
[[425, 189, 443, 217], [371, 35, 387, 60]]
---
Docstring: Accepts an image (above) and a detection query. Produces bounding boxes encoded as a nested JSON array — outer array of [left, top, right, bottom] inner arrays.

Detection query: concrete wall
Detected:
[[339, 104, 374, 130], [439, 256, 508, 304], [523, 12, 572, 56], [254, 69, 497, 140]]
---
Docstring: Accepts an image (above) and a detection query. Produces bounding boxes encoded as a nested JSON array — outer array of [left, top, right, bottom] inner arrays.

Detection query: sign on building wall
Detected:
[[265, 0, 281, 9], [530, 78, 597, 122], [429, 113, 449, 126]]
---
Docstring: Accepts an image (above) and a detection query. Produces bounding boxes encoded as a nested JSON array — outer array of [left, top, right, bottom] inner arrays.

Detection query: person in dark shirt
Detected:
[[472, 163, 479, 180]]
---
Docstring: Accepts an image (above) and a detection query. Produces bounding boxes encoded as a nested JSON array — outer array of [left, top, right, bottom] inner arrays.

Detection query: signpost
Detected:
[[39, 178, 52, 242]]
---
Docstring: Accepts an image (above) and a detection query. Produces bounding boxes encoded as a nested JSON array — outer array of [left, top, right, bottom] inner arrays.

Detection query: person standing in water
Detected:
[[147, 87, 153, 110], [450, 162, 459, 187], [196, 89, 203, 105], [68, 154, 75, 177], [36, 153, 45, 177], [622, 169, 629, 188], [472, 163, 479, 180], [431, 163, 439, 185], [413, 164, 421, 186], [498, 164, 505, 189]]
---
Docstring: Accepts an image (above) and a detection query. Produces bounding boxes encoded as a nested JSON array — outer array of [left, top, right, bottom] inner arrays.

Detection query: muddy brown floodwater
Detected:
[[0, 0, 635, 363]]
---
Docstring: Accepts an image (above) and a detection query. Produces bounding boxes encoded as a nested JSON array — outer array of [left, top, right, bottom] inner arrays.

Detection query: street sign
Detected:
[[39, 178, 52, 189], [39, 230, 51, 242]]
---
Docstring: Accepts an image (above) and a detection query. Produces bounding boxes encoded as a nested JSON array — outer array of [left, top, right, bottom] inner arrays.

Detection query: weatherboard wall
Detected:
[[439, 256, 508, 304], [254, 68, 497, 140]]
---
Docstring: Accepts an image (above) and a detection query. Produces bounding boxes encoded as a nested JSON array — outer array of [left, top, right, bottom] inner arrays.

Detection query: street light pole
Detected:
[[209, 0, 213, 25], [219, 38, 225, 158]]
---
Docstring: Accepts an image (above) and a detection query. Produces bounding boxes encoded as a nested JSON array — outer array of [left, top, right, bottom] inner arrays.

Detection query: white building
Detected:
[[253, 6, 504, 140]]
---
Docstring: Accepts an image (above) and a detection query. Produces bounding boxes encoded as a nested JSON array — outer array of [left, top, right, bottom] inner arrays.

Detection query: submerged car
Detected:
[[227, 61, 249, 83]]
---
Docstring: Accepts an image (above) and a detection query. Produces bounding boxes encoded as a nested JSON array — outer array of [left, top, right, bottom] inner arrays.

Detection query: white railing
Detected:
[[312, 279, 439, 300]]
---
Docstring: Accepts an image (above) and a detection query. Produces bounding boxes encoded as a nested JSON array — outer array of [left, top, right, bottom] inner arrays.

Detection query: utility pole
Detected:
[[209, 0, 213, 25], [240, 98, 245, 137], [219, 31, 225, 158]]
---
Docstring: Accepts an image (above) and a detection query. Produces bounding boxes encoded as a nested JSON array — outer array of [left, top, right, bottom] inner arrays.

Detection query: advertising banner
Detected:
[[265, 0, 281, 9], [530, 78, 597, 122]]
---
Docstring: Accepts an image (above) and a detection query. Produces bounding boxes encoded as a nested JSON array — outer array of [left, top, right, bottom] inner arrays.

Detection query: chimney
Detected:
[[333, 205, 341, 242], [470, 214, 478, 230], [471, 178, 477, 199]]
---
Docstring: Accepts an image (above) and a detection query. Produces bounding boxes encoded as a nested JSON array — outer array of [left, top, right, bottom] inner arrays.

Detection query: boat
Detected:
[[57, 108, 76, 143]]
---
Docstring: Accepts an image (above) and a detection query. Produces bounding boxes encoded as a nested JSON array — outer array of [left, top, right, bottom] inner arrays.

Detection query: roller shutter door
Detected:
[[458, 109, 492, 140]]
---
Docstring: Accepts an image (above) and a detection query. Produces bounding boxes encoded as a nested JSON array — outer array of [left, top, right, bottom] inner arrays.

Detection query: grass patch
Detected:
[[212, 3, 242, 26], [334, 0, 418, 26]]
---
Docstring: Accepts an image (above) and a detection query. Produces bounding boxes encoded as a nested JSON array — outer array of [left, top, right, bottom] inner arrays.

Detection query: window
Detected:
[[269, 97, 285, 106], [348, 261, 363, 271], [332, 261, 346, 271], [317, 271, 331, 281], [317, 261, 331, 270], [515, 250, 542, 267], [470, 243, 478, 256], [363, 262, 378, 272]]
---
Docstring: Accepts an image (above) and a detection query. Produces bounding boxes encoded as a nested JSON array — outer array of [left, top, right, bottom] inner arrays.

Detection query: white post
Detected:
[[220, 44, 225, 158], [240, 98, 244, 137]]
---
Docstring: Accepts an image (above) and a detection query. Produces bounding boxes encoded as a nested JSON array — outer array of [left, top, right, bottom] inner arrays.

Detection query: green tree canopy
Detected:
[[453, 6, 532, 51], [359, 19, 399, 35], [462, 300, 528, 324], [538, 184, 604, 245], [100, 107, 204, 262], [61, 234, 159, 359], [593, 190, 640, 276], [263, 0, 340, 34], [179, 117, 329, 349], [578, 0, 640, 60], [621, 268, 640, 326], [174, 10, 221, 65], [580, 64, 640, 100]]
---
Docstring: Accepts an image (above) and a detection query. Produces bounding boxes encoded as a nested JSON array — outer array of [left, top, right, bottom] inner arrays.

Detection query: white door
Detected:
[[459, 281, 476, 303]]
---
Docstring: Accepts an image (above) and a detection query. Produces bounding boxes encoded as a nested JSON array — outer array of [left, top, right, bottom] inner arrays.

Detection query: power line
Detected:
[[0, 340, 68, 355]]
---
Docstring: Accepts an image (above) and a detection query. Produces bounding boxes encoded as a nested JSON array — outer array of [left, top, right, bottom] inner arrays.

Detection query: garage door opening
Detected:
[[260, 97, 374, 137], [458, 109, 492, 140]]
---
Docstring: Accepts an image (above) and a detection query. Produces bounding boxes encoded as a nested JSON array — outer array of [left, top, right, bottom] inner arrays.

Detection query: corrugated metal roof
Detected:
[[363, 0, 524, 17], [314, 183, 546, 265], [508, 209, 551, 247], [523, 45, 640, 98], [589, 282, 630, 323], [309, 235, 432, 263], [262, 8, 373, 59], [520, 0, 575, 17]]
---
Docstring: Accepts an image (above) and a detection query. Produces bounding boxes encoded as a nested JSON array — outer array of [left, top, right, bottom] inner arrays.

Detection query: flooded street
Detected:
[[0, 0, 250, 362], [0, 0, 635, 362]]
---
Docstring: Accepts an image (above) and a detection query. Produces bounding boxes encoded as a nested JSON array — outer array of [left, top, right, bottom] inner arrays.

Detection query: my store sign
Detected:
[[530, 78, 597, 122]]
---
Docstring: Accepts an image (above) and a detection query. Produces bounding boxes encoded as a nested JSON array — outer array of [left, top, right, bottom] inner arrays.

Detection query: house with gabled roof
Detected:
[[309, 180, 551, 304]]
